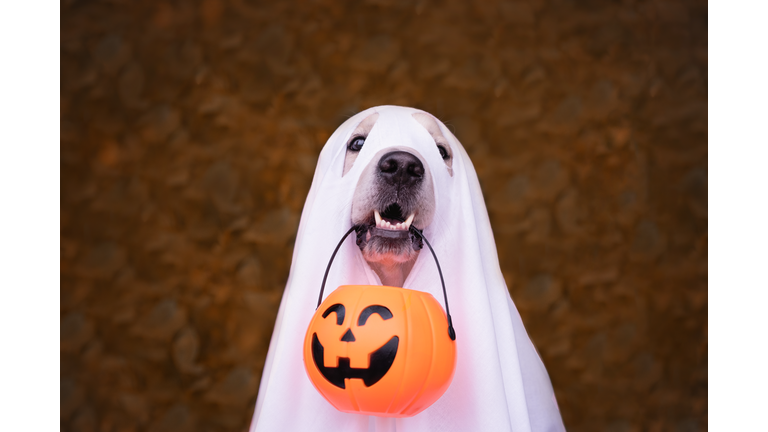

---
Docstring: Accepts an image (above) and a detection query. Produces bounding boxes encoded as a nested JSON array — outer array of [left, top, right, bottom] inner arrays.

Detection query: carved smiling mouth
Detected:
[[311, 333, 399, 389]]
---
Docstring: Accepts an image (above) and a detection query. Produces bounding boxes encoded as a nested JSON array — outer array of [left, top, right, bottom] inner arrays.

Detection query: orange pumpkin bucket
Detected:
[[304, 285, 456, 417], [303, 226, 457, 417]]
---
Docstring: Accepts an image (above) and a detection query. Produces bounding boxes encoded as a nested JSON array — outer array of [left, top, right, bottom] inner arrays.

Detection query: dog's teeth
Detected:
[[404, 213, 415, 229], [394, 223, 402, 230], [374, 210, 382, 225]]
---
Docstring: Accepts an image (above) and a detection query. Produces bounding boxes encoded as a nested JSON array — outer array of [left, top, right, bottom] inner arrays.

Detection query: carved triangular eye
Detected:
[[357, 305, 393, 326], [322, 303, 345, 325]]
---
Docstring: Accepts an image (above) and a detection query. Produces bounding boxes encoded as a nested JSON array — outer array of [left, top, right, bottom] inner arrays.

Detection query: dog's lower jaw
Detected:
[[365, 253, 419, 288]]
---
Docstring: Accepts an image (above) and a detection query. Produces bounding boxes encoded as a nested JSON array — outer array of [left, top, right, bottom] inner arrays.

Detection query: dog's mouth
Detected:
[[354, 203, 424, 254], [373, 203, 414, 232]]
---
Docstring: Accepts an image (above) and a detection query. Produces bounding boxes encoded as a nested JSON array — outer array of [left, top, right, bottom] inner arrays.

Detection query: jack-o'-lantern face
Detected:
[[311, 303, 399, 389], [303, 285, 456, 417]]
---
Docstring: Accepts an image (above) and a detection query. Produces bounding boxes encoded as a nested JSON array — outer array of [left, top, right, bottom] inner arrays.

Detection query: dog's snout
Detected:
[[378, 151, 424, 186]]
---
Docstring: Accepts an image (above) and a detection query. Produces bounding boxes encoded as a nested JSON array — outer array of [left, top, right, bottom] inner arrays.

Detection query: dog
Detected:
[[250, 106, 565, 432], [345, 112, 455, 287]]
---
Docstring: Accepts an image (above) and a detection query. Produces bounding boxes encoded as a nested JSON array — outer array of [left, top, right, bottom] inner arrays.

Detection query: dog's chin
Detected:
[[361, 237, 419, 265], [353, 218, 426, 267]]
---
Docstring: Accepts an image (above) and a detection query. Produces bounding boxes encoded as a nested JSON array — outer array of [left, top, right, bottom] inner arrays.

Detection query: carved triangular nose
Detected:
[[340, 329, 356, 342]]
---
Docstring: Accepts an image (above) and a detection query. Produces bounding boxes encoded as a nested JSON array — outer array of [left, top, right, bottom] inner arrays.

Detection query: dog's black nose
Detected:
[[378, 151, 424, 186]]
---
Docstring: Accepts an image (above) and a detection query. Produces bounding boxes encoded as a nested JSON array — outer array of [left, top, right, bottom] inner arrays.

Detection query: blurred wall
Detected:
[[61, 1, 707, 431]]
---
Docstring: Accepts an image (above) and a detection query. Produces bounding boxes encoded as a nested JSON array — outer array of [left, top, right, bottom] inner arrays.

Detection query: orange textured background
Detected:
[[60, 1, 707, 431]]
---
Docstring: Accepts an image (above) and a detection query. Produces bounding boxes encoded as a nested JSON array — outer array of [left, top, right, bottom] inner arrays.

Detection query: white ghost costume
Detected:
[[249, 106, 566, 432]]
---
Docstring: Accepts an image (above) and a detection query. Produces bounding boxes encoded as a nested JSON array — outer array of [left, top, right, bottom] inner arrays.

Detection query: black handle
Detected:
[[409, 227, 456, 341], [317, 225, 456, 341], [317, 226, 358, 309]]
